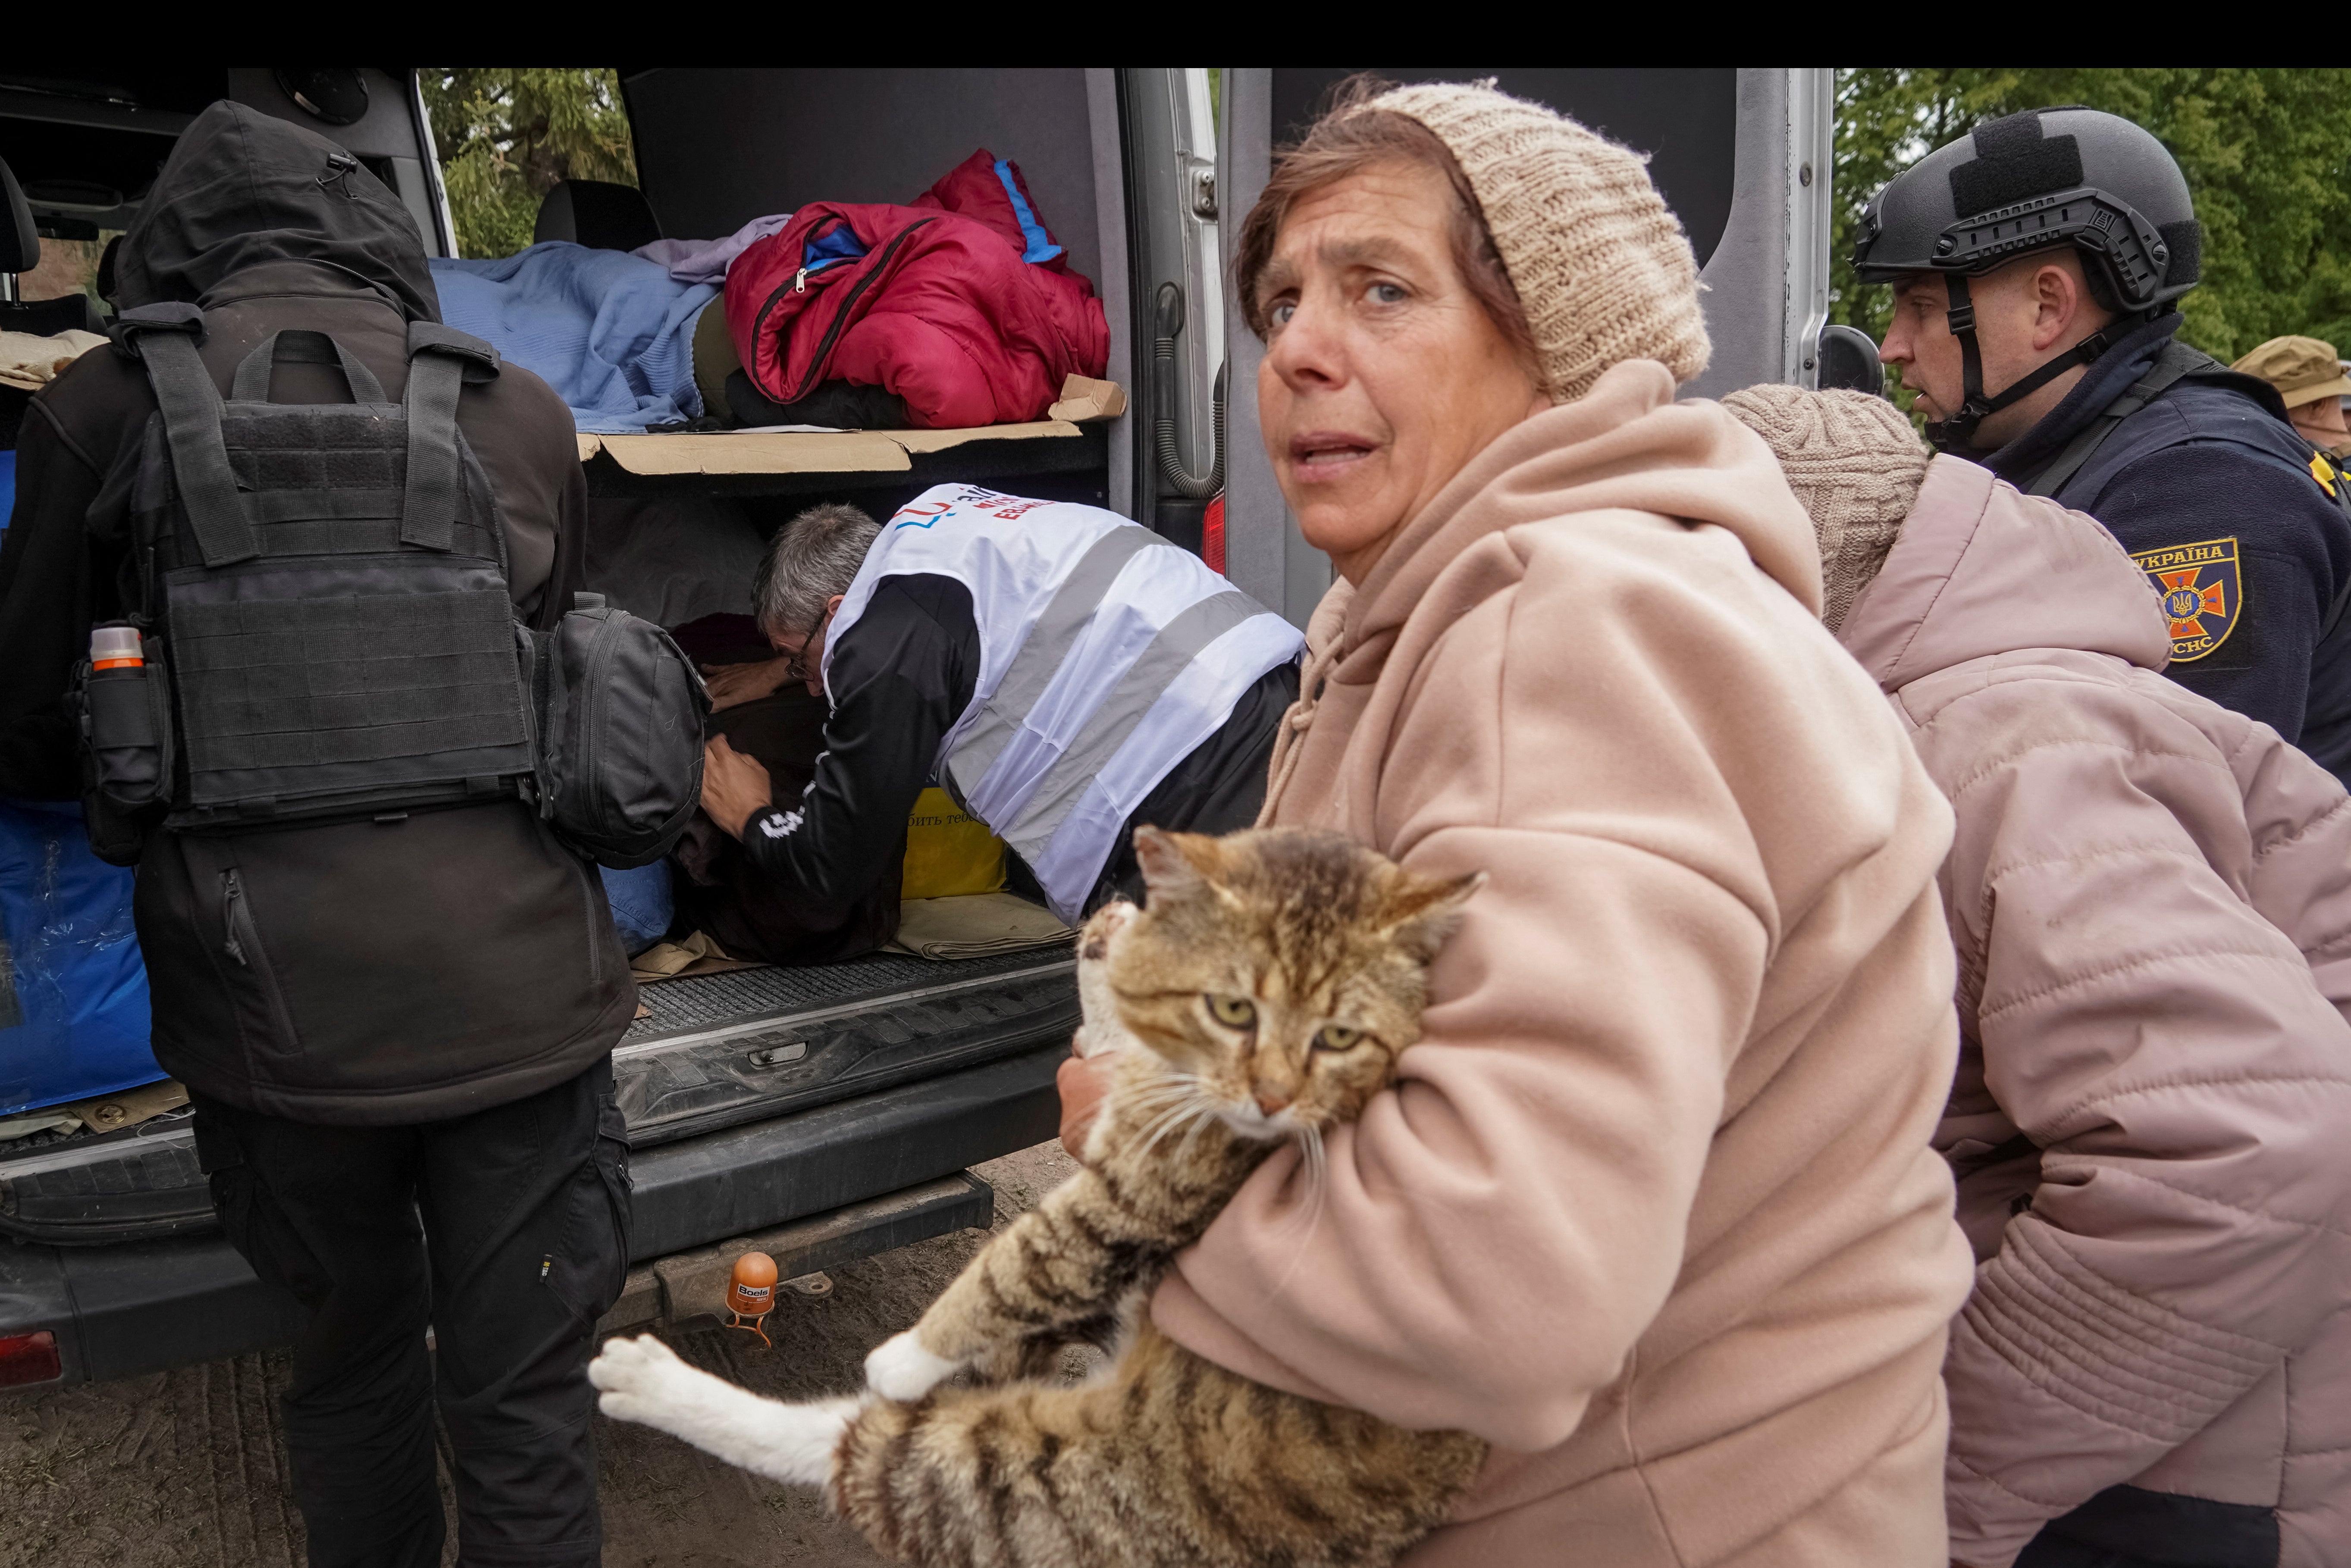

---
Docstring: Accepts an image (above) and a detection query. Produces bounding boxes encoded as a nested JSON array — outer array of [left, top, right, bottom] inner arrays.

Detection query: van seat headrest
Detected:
[[2, 158, 40, 275], [533, 180, 660, 254]]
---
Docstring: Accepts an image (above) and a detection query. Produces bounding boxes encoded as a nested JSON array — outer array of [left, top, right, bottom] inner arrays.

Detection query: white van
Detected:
[[0, 66, 1840, 1389]]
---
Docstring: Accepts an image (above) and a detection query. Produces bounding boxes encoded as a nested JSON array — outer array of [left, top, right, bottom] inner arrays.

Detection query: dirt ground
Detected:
[[0, 1140, 1081, 1568]]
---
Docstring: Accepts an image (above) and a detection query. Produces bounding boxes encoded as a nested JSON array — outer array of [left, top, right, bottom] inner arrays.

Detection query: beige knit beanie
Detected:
[[1720, 385, 1931, 633], [1369, 81, 1710, 403]]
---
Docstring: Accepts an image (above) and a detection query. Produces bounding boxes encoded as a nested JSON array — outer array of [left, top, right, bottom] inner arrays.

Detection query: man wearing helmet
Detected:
[[1862, 107, 2351, 786]]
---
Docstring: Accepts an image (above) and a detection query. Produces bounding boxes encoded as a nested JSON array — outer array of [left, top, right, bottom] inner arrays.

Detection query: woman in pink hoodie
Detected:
[[1062, 81, 1975, 1565], [1726, 384, 2351, 1568]]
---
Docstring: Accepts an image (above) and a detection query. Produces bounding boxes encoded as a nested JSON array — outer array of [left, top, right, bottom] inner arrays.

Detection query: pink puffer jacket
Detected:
[[1839, 454, 2351, 1568]]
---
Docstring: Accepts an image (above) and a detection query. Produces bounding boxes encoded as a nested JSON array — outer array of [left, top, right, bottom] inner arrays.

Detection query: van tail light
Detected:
[[0, 1330, 63, 1388]]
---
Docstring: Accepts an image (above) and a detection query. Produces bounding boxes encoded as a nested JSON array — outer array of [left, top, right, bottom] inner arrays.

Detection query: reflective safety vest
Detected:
[[826, 484, 1304, 921]]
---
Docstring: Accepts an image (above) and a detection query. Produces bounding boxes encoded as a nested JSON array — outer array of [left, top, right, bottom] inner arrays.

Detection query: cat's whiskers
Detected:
[[1135, 1093, 1220, 1162], [1133, 1086, 1223, 1161], [1175, 1102, 1224, 1164], [1275, 1124, 1329, 1239], [1119, 1073, 1208, 1112], [1135, 1100, 1212, 1160], [1259, 1124, 1331, 1301], [1111, 1068, 1213, 1143]]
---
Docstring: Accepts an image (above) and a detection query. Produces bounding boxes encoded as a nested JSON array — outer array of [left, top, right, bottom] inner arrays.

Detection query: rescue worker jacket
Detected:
[[741, 485, 1302, 924], [1981, 311, 2351, 784]]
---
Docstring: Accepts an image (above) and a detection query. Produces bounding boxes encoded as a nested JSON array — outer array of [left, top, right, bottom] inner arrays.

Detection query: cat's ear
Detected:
[[1132, 825, 1223, 904], [1379, 867, 1487, 961]]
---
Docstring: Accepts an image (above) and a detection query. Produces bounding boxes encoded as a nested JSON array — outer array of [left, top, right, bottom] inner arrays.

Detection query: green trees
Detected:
[[419, 70, 639, 260], [1834, 70, 2351, 369]]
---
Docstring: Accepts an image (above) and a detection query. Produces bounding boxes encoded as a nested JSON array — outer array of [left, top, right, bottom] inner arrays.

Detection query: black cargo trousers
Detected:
[[191, 1059, 632, 1568]]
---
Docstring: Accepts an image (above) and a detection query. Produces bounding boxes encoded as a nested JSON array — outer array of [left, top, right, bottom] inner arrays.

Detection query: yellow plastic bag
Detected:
[[901, 786, 1006, 898]]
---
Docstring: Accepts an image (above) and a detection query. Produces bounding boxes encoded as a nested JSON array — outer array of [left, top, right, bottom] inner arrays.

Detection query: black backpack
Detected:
[[70, 303, 706, 867]]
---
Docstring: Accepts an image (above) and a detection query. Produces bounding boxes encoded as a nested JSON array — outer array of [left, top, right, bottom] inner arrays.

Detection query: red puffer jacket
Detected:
[[723, 150, 1108, 429]]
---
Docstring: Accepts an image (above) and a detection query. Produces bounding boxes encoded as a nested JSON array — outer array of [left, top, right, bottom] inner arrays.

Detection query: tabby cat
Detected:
[[590, 825, 1488, 1567]]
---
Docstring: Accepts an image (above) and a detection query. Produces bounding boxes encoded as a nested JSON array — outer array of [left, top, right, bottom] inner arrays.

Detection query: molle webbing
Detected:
[[170, 579, 527, 807], [133, 314, 531, 822], [150, 400, 503, 568]]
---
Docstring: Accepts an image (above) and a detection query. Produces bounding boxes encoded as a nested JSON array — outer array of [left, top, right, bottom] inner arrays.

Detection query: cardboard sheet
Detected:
[[67, 1078, 188, 1134], [577, 419, 1085, 476], [630, 930, 769, 985], [1047, 374, 1128, 423], [887, 892, 1073, 962]]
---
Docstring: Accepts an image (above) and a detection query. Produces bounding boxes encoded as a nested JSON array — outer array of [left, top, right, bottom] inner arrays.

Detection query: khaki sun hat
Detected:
[[2231, 335, 2351, 410]]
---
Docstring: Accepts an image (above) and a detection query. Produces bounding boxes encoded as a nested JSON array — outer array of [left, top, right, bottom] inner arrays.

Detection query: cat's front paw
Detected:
[[589, 1333, 705, 1429], [865, 1329, 960, 1401], [1078, 898, 1138, 962]]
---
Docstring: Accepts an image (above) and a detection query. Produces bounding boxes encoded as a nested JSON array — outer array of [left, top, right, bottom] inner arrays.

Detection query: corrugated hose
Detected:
[[1154, 282, 1224, 501]]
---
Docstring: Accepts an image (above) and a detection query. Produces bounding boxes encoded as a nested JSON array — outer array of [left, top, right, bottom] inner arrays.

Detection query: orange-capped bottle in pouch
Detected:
[[91, 625, 143, 670]]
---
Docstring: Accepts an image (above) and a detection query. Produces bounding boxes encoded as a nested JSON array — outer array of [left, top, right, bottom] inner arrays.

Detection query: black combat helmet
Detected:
[[1854, 106, 2202, 448]]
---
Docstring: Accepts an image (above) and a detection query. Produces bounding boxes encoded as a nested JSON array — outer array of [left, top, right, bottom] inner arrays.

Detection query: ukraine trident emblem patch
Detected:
[[2129, 536, 2241, 663]]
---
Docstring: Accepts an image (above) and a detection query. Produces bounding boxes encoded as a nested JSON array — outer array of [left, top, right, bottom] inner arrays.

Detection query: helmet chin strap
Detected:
[[1923, 274, 2116, 451]]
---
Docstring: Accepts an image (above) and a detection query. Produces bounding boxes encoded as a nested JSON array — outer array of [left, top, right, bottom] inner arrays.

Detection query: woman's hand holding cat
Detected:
[[1056, 1051, 1112, 1164]]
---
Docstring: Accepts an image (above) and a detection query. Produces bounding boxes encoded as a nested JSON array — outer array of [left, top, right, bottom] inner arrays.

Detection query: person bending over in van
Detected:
[[1726, 384, 2351, 1568], [697, 493, 1302, 927]]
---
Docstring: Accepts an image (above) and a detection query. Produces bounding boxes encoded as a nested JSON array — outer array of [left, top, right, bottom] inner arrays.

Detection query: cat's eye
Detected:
[[1206, 995, 1257, 1030], [1314, 1024, 1364, 1052]]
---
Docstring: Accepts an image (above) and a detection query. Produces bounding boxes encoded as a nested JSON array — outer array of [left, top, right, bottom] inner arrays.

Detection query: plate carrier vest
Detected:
[[113, 302, 538, 830]]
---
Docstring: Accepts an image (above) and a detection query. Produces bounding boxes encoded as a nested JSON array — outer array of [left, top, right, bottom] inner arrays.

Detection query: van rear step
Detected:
[[0, 948, 1073, 1246], [618, 949, 1076, 1149]]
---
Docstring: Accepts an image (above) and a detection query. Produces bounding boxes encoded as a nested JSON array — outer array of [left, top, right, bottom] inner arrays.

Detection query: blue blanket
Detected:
[[431, 243, 718, 433]]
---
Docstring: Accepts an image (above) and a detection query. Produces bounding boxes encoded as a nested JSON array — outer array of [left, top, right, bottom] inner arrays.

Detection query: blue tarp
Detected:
[[0, 799, 160, 1116], [430, 243, 719, 433]]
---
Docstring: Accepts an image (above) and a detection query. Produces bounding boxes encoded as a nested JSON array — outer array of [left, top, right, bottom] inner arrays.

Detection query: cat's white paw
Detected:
[[865, 1330, 959, 1401], [591, 1333, 859, 1487], [1073, 901, 1141, 1059], [1081, 899, 1138, 955], [589, 1333, 701, 1428]]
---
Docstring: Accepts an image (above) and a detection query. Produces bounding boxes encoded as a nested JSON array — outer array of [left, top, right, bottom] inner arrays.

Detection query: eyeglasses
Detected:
[[776, 632, 819, 688]]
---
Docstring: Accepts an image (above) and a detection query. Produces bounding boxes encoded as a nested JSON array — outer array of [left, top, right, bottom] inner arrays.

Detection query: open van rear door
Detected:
[[1214, 68, 1834, 626]]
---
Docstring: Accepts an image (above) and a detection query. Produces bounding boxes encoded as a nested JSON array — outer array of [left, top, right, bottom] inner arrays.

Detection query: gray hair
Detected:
[[753, 503, 882, 637]]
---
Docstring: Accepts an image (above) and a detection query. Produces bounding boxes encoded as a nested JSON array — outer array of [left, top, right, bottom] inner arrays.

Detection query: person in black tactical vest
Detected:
[[0, 104, 638, 1568], [1860, 107, 2351, 787]]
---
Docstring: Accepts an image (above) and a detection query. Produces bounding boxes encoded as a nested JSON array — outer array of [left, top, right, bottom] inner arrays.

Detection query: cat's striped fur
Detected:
[[592, 825, 1486, 1567]]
